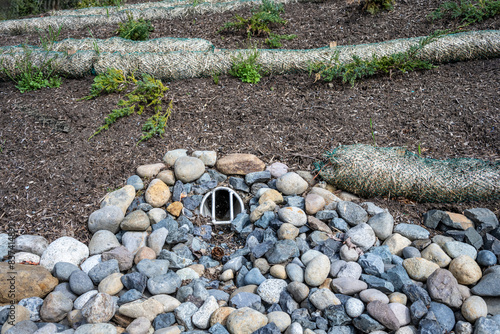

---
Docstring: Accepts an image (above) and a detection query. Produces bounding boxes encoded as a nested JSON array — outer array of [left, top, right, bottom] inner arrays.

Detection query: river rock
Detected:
[[226, 307, 268, 334], [449, 255, 482, 285], [39, 291, 73, 322], [88, 230, 120, 255], [383, 234, 412, 257], [137, 163, 165, 178], [39, 237, 89, 272], [345, 223, 376, 251], [461, 296, 488, 322], [14, 235, 49, 256], [81, 292, 115, 323], [304, 254, 330, 286], [257, 279, 288, 304], [88, 205, 125, 234], [121, 210, 150, 231], [367, 301, 400, 330], [426, 269, 463, 308], [367, 212, 394, 241], [145, 179, 171, 207], [421, 243, 452, 268], [100, 185, 136, 215], [278, 207, 307, 227], [402, 258, 439, 282], [276, 172, 308, 196], [216, 154, 265, 175], [0, 263, 58, 303]]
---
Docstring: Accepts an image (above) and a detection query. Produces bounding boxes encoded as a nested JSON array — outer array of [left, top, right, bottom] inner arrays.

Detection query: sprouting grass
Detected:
[[229, 50, 263, 84]]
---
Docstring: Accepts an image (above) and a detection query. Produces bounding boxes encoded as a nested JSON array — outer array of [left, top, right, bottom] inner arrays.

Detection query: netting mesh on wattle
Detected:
[[314, 144, 500, 203]]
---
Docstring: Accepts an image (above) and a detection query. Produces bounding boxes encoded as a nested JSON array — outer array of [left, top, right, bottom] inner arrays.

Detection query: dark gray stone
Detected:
[[423, 210, 447, 229], [381, 265, 412, 291], [208, 289, 229, 302], [231, 213, 252, 234], [5, 320, 38, 334], [266, 240, 300, 264], [245, 171, 271, 185], [330, 218, 349, 232], [136, 259, 170, 278], [230, 292, 262, 309], [403, 284, 431, 306], [244, 268, 266, 285], [402, 246, 421, 259], [464, 208, 499, 236], [279, 290, 299, 315], [368, 246, 393, 264], [88, 259, 120, 285], [158, 250, 193, 269], [410, 299, 428, 324], [182, 195, 203, 211], [153, 312, 176, 330], [473, 317, 500, 334], [323, 304, 351, 326], [118, 289, 143, 305], [464, 227, 484, 249], [229, 177, 250, 192], [193, 225, 212, 240], [358, 253, 385, 276], [360, 274, 395, 293], [255, 211, 275, 229], [352, 314, 385, 333], [251, 322, 280, 334], [285, 196, 305, 210], [210, 322, 231, 334], [315, 210, 339, 221], [336, 201, 368, 226], [470, 272, 500, 297], [429, 302, 455, 332], [419, 318, 442, 334], [172, 180, 186, 202], [121, 272, 148, 293]]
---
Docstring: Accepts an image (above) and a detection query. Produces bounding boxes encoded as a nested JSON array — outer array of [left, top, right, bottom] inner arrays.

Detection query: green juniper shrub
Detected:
[[116, 13, 154, 41], [0, 47, 62, 93], [361, 0, 396, 14], [89, 73, 173, 143], [265, 32, 297, 48], [229, 50, 263, 84], [429, 0, 500, 24], [79, 68, 136, 101], [309, 31, 445, 86]]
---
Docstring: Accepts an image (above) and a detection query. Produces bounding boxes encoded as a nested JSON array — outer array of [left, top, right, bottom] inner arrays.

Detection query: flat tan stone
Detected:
[[137, 163, 165, 178], [167, 202, 183, 217], [216, 154, 265, 175], [445, 212, 474, 230]]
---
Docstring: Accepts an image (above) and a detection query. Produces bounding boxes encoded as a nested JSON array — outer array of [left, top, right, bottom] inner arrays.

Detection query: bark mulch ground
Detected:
[[0, 0, 499, 243]]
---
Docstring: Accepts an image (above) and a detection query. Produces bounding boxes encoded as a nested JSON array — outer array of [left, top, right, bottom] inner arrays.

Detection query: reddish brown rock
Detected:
[[0, 263, 58, 303], [367, 301, 401, 331], [216, 154, 265, 175]]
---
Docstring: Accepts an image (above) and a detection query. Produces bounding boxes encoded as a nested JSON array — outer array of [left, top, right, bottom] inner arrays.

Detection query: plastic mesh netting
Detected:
[[1, 30, 499, 80], [314, 145, 500, 203]]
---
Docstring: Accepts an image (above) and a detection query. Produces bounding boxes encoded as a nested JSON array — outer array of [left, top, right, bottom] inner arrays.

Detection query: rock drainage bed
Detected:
[[1, 149, 499, 334]]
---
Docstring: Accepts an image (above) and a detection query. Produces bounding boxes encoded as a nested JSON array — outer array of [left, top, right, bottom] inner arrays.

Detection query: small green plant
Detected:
[[229, 50, 263, 84], [192, 0, 200, 6], [361, 0, 396, 14], [369, 118, 377, 146], [429, 0, 500, 24], [265, 32, 297, 48], [77, 0, 123, 9], [212, 71, 220, 85], [79, 68, 135, 101], [219, 0, 287, 38], [418, 143, 422, 156], [89, 73, 172, 143], [1, 47, 62, 93], [37, 25, 62, 51], [116, 13, 154, 41], [309, 31, 446, 86]]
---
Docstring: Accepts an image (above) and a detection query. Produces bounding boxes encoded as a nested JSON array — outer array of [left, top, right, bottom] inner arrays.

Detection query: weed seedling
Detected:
[[229, 50, 263, 84], [116, 13, 154, 41], [37, 25, 62, 51], [212, 71, 220, 85]]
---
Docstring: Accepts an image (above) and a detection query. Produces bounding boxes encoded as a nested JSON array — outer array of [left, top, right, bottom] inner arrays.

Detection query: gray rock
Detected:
[[393, 224, 430, 241], [464, 208, 499, 235], [286, 263, 304, 283], [73, 290, 98, 310], [315, 210, 339, 221], [14, 235, 49, 256], [121, 210, 150, 231], [358, 253, 385, 276], [246, 171, 272, 185], [330, 278, 368, 295], [477, 250, 497, 266], [472, 317, 500, 334], [380, 265, 412, 292], [230, 292, 262, 309], [285, 196, 305, 210], [5, 320, 39, 334], [257, 279, 288, 304], [88, 205, 125, 234], [428, 302, 455, 332], [470, 272, 500, 297], [40, 236, 90, 272], [244, 268, 266, 286], [137, 259, 170, 278], [287, 282, 310, 303], [121, 272, 148, 294], [352, 314, 385, 333], [126, 175, 144, 191], [464, 227, 483, 249], [121, 231, 148, 255], [74, 323, 118, 333], [53, 262, 80, 282], [366, 301, 400, 331], [174, 156, 206, 183], [69, 271, 95, 296], [276, 172, 308, 195], [174, 302, 198, 330], [443, 241, 477, 259], [192, 296, 219, 329], [40, 291, 74, 322], [148, 272, 182, 295], [402, 284, 431, 306], [402, 247, 421, 259], [229, 177, 250, 192], [88, 259, 120, 285], [266, 240, 300, 264], [337, 201, 368, 226], [88, 230, 120, 255], [345, 223, 376, 251], [158, 250, 193, 269], [337, 262, 362, 280], [324, 304, 351, 326], [53, 282, 78, 301], [309, 289, 340, 310], [19, 297, 44, 322], [367, 212, 394, 241], [360, 275, 395, 293]]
